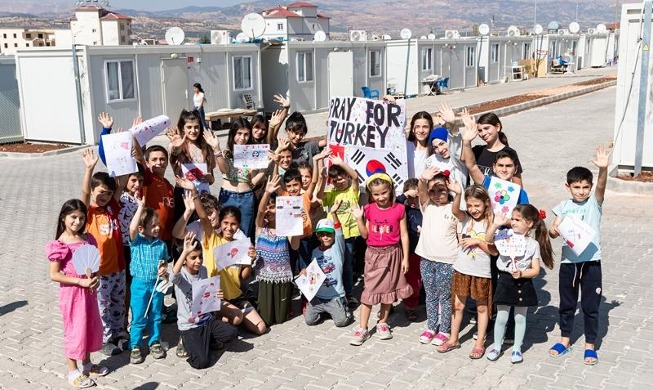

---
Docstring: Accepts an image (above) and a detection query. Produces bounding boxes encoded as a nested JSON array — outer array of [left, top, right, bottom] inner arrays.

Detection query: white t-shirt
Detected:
[[193, 92, 205, 108], [415, 202, 458, 264], [495, 230, 541, 272], [453, 217, 492, 278]]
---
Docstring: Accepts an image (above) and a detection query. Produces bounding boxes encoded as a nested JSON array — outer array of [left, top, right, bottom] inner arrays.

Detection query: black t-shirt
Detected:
[[472, 145, 523, 177]]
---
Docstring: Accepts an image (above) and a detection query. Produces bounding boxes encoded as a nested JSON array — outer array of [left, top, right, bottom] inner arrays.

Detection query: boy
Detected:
[[548, 145, 611, 365], [318, 154, 360, 308], [284, 111, 327, 167], [303, 202, 353, 327], [128, 199, 169, 364], [81, 148, 128, 356], [172, 192, 247, 244], [171, 233, 238, 369]]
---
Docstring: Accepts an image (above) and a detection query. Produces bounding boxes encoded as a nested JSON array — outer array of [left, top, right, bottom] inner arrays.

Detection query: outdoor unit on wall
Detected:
[[443, 30, 460, 39], [587, 28, 596, 35], [507, 26, 521, 37], [211, 30, 231, 45], [558, 29, 570, 36], [349, 30, 368, 41]]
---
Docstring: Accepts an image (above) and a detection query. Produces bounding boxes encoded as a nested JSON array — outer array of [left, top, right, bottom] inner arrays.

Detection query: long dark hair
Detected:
[[55, 199, 87, 239], [176, 108, 212, 162], [408, 111, 433, 144], [226, 117, 252, 154], [251, 114, 269, 143], [193, 83, 204, 93], [513, 204, 554, 270], [477, 112, 509, 146]]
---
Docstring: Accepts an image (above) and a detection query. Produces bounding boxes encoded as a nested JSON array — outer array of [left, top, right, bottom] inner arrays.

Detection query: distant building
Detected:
[[261, 2, 330, 41], [0, 29, 56, 55], [70, 5, 133, 46]]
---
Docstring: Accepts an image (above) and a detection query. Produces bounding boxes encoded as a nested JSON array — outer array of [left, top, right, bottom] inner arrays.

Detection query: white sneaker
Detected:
[[376, 323, 393, 340], [350, 327, 370, 346]]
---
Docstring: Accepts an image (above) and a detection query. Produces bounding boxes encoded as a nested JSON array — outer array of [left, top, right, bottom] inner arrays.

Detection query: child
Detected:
[[548, 145, 611, 365], [394, 179, 422, 320], [304, 200, 353, 327], [254, 175, 301, 325], [284, 111, 326, 167], [298, 161, 326, 230], [127, 197, 169, 364], [274, 140, 294, 177], [405, 111, 433, 179], [192, 83, 209, 129], [46, 199, 107, 388], [251, 93, 290, 148], [172, 192, 247, 244], [415, 168, 466, 344], [425, 124, 468, 191], [171, 232, 238, 369], [81, 148, 128, 356], [350, 173, 413, 345], [437, 185, 497, 359], [319, 153, 360, 308], [485, 204, 554, 363]]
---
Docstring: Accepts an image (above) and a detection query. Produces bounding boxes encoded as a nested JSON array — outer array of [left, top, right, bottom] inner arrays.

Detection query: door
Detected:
[[328, 51, 353, 98], [161, 58, 189, 121]]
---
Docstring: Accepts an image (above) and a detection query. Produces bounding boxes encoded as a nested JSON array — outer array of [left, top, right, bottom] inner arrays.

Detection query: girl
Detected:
[[350, 173, 413, 346], [485, 204, 554, 363], [192, 83, 209, 129], [415, 168, 466, 345], [46, 199, 107, 388], [168, 109, 217, 223], [437, 185, 498, 359], [213, 118, 266, 239], [424, 104, 469, 191], [251, 93, 290, 148], [254, 175, 301, 325], [406, 111, 433, 179]]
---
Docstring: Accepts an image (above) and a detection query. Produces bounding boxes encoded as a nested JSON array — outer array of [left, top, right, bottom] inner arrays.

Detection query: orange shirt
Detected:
[[86, 199, 125, 275], [143, 169, 175, 241]]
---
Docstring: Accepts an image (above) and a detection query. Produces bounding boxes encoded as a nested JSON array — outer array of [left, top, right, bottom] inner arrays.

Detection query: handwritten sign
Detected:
[[101, 132, 138, 177], [494, 229, 528, 272], [557, 216, 596, 256], [327, 97, 408, 193], [129, 115, 171, 146], [190, 276, 221, 318], [488, 176, 521, 215], [182, 163, 210, 195], [213, 239, 252, 271], [275, 196, 304, 236], [295, 259, 326, 301], [234, 144, 270, 169]]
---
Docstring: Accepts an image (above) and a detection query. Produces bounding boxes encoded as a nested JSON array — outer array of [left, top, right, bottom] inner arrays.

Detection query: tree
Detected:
[[199, 34, 210, 44]]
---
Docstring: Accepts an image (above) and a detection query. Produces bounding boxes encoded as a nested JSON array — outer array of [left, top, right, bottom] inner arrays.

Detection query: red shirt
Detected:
[[143, 169, 175, 241]]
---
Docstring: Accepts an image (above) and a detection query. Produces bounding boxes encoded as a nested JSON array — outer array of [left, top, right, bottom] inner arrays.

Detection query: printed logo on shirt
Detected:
[[99, 219, 120, 236], [316, 255, 337, 287], [371, 218, 393, 234]]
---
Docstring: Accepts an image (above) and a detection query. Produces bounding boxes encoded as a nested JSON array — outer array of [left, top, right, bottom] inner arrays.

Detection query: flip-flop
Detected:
[[549, 342, 572, 357], [584, 349, 598, 365], [469, 347, 485, 359], [437, 341, 461, 353]]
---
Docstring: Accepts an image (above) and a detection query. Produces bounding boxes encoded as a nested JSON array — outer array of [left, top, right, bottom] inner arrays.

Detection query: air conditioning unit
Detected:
[[587, 28, 596, 35], [507, 26, 521, 37], [211, 30, 231, 45], [443, 30, 460, 39], [371, 34, 381, 41], [349, 30, 368, 41], [558, 29, 570, 36]]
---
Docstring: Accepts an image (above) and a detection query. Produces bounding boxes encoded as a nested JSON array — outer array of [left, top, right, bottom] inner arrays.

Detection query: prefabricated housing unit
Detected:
[[415, 38, 479, 92], [476, 35, 535, 84], [0, 56, 22, 143], [15, 43, 262, 144]]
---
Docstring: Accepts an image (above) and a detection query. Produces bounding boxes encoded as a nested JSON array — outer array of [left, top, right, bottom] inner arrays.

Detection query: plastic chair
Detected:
[[362, 86, 380, 99], [437, 77, 449, 91]]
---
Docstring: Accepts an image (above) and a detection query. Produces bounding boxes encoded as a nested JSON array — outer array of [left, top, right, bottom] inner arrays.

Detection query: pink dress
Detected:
[[46, 235, 103, 360]]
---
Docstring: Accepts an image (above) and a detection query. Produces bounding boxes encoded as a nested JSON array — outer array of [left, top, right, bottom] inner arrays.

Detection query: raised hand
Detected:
[[266, 175, 281, 194], [183, 231, 198, 253], [269, 109, 284, 130], [446, 179, 462, 195], [277, 137, 290, 151], [328, 153, 344, 166], [351, 204, 364, 220], [175, 176, 195, 191], [403, 188, 418, 198], [493, 212, 510, 227], [437, 102, 456, 124], [460, 108, 477, 143], [182, 191, 196, 212], [382, 95, 397, 104], [331, 199, 343, 214], [82, 148, 99, 169], [167, 127, 186, 150], [591, 145, 612, 169], [97, 112, 113, 129], [420, 166, 440, 181], [273, 93, 290, 108], [203, 130, 220, 150], [132, 116, 143, 128]]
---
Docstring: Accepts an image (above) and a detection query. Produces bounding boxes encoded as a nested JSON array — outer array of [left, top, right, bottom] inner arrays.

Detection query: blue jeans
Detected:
[[219, 188, 255, 240], [129, 278, 163, 349], [343, 237, 357, 297]]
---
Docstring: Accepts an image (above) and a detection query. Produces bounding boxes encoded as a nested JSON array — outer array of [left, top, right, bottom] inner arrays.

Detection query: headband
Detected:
[[366, 172, 393, 188]]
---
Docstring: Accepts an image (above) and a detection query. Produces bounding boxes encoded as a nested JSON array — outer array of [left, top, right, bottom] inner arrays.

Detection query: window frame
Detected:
[[523, 42, 531, 60], [296, 51, 314, 83], [104, 59, 136, 103], [465, 46, 475, 68], [491, 44, 499, 63], [369, 49, 382, 77], [421, 47, 433, 71], [232, 55, 253, 91]]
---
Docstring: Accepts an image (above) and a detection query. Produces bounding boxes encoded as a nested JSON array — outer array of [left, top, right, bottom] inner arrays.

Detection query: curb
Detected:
[[607, 176, 653, 196], [0, 144, 89, 159]]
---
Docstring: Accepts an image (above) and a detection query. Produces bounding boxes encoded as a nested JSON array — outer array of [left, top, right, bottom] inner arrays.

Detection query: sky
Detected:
[[0, 0, 260, 12]]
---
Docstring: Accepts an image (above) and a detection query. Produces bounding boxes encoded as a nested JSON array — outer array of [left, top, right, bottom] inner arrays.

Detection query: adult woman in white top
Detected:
[[193, 83, 208, 129]]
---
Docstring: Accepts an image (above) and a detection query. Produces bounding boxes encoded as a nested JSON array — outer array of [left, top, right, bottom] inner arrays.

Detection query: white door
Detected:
[[161, 59, 189, 121], [328, 51, 353, 98]]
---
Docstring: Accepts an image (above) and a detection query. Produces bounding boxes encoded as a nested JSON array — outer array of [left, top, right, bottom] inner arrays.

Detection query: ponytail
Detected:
[[477, 112, 509, 146], [513, 204, 554, 269], [497, 131, 509, 147]]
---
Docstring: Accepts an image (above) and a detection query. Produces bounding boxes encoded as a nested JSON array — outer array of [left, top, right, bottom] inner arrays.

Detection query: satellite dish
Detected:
[[478, 23, 490, 36], [547, 21, 560, 31], [400, 28, 412, 39], [596, 23, 607, 33], [533, 24, 543, 35], [427, 33, 436, 39], [241, 13, 266, 39], [420, 35, 427, 40], [235, 32, 249, 43], [165, 27, 185, 45], [314, 30, 327, 42], [569, 22, 580, 34], [382, 34, 392, 40]]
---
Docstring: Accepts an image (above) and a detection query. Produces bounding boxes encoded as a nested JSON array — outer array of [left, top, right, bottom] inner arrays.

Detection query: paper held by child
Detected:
[[494, 229, 527, 272], [101, 132, 138, 177], [295, 259, 326, 302], [488, 176, 521, 215], [191, 276, 221, 319], [275, 196, 304, 236], [129, 115, 171, 146], [233, 144, 270, 169], [72, 244, 101, 277], [182, 163, 210, 195], [557, 216, 596, 256], [213, 239, 253, 272]]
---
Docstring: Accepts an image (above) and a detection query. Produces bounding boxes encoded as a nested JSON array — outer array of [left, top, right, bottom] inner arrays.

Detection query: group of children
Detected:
[[47, 97, 610, 387]]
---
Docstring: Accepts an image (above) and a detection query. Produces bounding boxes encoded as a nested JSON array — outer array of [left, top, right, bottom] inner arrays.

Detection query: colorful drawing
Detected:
[[129, 115, 171, 146], [233, 144, 270, 169], [190, 276, 221, 319], [295, 259, 326, 301], [487, 176, 521, 215], [275, 196, 304, 236], [494, 229, 527, 272], [213, 239, 252, 271], [101, 132, 138, 177], [557, 216, 596, 256], [182, 163, 210, 195]]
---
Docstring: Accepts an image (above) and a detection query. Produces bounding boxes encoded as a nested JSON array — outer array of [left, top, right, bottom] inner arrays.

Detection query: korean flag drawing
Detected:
[[343, 145, 407, 193]]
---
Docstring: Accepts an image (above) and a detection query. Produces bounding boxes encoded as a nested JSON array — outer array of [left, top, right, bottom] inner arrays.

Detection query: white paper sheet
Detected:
[[190, 276, 221, 318], [487, 176, 521, 215], [275, 196, 304, 236], [213, 239, 252, 272], [295, 259, 326, 301], [101, 132, 138, 177], [182, 163, 210, 195], [233, 144, 270, 169], [129, 115, 171, 146], [557, 216, 596, 256]]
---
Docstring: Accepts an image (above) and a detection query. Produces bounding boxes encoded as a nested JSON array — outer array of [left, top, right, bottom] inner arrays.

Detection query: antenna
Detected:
[[165, 27, 185, 45], [478, 23, 490, 36], [400, 28, 412, 40], [313, 31, 327, 42], [241, 13, 266, 40]]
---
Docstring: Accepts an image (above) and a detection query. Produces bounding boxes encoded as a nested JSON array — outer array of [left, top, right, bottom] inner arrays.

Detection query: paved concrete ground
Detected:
[[2, 81, 652, 390]]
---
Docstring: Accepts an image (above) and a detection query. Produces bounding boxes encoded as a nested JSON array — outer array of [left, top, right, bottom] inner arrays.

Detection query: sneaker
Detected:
[[376, 323, 393, 340], [82, 363, 109, 377], [346, 296, 359, 309], [150, 343, 166, 359], [431, 332, 450, 347], [511, 350, 523, 364], [486, 348, 501, 361], [101, 342, 121, 356], [130, 346, 144, 364], [349, 327, 370, 346], [176, 340, 188, 358], [419, 330, 435, 344], [68, 370, 96, 388]]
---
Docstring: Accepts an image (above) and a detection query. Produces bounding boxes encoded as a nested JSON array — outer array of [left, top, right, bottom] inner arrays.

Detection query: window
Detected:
[[120, 24, 125, 31], [26, 43, 29, 47], [233, 56, 252, 90], [2, 34, 6, 38], [3, 43, 7, 48], [465, 46, 475, 67], [421, 48, 432, 71], [297, 51, 314, 82], [13, 33, 17, 38], [105, 59, 135, 101], [523, 43, 531, 59], [369, 49, 381, 77], [14, 43, 17, 48], [277, 23, 284, 31], [26, 33, 32, 39], [38, 33, 43, 39], [491, 44, 499, 63]]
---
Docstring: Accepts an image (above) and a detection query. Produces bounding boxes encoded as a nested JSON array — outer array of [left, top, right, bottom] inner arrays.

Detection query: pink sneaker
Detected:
[[432, 332, 450, 346], [419, 330, 435, 344]]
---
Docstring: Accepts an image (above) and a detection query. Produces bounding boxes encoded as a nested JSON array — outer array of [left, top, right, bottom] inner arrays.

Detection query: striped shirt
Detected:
[[130, 234, 169, 281]]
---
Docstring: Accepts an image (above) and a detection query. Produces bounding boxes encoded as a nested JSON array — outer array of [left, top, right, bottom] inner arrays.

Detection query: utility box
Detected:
[[613, 2, 653, 172]]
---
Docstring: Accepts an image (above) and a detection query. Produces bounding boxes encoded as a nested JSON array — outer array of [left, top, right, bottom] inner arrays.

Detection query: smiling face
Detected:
[[220, 214, 240, 240], [287, 129, 305, 146], [125, 174, 144, 196], [299, 168, 312, 190], [369, 182, 392, 208], [566, 179, 592, 203], [234, 127, 250, 145], [466, 196, 489, 221], [91, 184, 114, 207], [510, 210, 534, 235], [317, 231, 335, 248], [493, 156, 517, 181], [278, 150, 293, 170], [331, 174, 350, 191], [477, 122, 501, 145], [412, 118, 431, 145], [63, 210, 86, 234], [252, 122, 267, 141], [184, 249, 203, 275], [205, 207, 220, 230], [146, 151, 169, 177], [285, 179, 302, 196], [431, 138, 450, 159], [183, 118, 201, 142], [139, 214, 161, 239]]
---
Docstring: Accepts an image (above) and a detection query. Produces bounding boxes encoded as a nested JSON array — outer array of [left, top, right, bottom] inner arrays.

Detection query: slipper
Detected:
[[549, 342, 572, 357], [437, 341, 461, 353], [469, 347, 485, 359], [584, 349, 598, 365]]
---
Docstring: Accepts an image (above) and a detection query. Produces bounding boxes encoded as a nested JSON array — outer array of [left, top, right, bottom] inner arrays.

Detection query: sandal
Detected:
[[405, 309, 418, 322], [549, 342, 572, 357], [82, 363, 109, 377], [437, 341, 461, 353], [469, 347, 485, 359], [68, 371, 96, 388], [583, 349, 598, 365]]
